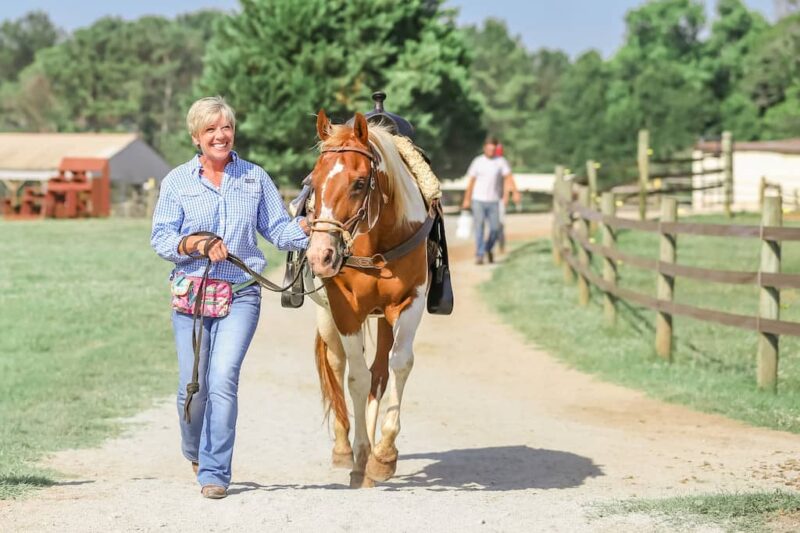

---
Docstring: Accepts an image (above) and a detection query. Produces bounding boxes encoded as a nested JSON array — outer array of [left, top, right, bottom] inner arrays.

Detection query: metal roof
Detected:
[[0, 133, 140, 171], [696, 138, 800, 155]]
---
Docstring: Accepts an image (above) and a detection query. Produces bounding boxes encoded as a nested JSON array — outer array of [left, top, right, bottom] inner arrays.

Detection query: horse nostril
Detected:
[[322, 248, 333, 266]]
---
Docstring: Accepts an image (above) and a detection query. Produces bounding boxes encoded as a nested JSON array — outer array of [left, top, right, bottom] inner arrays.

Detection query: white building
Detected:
[[693, 138, 800, 211]]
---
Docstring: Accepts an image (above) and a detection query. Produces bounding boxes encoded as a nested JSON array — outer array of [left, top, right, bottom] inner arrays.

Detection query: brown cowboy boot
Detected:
[[201, 485, 227, 499]]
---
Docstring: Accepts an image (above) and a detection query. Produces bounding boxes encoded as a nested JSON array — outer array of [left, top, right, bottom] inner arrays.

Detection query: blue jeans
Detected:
[[472, 200, 501, 258], [172, 285, 261, 488]]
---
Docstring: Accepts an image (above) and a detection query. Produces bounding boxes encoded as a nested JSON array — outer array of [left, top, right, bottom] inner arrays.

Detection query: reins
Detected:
[[181, 232, 322, 423]]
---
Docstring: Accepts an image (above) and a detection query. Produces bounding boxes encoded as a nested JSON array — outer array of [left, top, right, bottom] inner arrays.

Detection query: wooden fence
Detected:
[[552, 176, 800, 392]]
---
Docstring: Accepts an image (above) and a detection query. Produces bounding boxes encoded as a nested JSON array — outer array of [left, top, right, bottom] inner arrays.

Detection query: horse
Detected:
[[305, 110, 433, 488]]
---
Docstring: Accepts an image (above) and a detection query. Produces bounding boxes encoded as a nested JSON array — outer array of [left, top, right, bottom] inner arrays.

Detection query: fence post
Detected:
[[758, 196, 781, 392], [577, 187, 591, 306], [722, 131, 733, 217], [586, 160, 598, 207], [655, 197, 677, 361], [552, 165, 565, 265], [759, 176, 766, 211], [601, 192, 617, 326], [561, 177, 575, 285], [638, 129, 650, 221]]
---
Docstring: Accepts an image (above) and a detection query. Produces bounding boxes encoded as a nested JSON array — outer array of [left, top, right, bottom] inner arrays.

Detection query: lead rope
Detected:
[[184, 257, 212, 423]]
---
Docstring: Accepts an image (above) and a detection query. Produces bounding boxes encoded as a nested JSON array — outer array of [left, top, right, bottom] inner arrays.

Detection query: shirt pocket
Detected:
[[179, 189, 216, 226], [232, 183, 262, 219]]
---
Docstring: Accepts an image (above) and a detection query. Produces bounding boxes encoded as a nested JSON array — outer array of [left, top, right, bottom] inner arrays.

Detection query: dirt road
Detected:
[[3, 214, 800, 532]]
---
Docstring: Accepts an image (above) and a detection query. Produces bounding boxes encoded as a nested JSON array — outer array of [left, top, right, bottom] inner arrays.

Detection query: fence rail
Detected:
[[553, 180, 800, 391]]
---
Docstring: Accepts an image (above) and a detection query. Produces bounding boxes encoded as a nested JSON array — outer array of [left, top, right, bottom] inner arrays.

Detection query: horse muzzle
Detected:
[[307, 231, 346, 278]]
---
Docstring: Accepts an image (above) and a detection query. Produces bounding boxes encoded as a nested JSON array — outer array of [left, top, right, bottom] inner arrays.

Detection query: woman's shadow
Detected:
[[382, 445, 603, 491]]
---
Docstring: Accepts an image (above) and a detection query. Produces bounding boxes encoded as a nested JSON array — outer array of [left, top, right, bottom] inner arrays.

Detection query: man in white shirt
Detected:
[[461, 136, 518, 264]]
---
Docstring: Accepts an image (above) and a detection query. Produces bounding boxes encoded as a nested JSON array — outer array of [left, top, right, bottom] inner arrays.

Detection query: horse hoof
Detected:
[[332, 450, 354, 470], [349, 471, 375, 489], [365, 452, 397, 482]]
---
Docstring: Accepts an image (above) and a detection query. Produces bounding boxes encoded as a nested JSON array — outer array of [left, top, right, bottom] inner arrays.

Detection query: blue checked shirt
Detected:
[[150, 151, 308, 284]]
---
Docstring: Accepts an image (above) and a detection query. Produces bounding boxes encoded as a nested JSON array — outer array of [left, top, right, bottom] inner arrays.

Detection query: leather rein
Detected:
[[309, 144, 435, 270]]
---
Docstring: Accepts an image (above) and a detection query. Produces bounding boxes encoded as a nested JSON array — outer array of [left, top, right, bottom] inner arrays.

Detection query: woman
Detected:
[[150, 96, 309, 499]]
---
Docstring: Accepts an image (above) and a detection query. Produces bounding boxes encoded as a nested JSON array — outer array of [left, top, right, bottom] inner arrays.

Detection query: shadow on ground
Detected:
[[383, 445, 603, 491], [228, 445, 602, 494]]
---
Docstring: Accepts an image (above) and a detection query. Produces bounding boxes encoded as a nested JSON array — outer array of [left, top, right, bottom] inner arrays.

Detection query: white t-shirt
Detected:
[[467, 155, 511, 202]]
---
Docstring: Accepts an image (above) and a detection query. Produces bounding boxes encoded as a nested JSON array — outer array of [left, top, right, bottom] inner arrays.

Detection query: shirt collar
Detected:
[[191, 150, 240, 174]]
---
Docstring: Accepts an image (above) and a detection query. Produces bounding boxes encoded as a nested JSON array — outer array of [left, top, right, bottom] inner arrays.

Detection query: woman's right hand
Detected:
[[182, 235, 229, 262]]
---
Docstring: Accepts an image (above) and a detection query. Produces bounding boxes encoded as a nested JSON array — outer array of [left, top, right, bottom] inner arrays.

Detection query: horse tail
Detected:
[[315, 331, 349, 431]]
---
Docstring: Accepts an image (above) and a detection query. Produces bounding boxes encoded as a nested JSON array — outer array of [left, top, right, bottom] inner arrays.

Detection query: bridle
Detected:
[[307, 142, 437, 271], [307, 144, 384, 260]]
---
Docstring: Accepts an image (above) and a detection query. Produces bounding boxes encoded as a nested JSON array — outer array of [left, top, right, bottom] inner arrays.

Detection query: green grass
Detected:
[[0, 219, 283, 499], [595, 491, 800, 532], [482, 213, 800, 433]]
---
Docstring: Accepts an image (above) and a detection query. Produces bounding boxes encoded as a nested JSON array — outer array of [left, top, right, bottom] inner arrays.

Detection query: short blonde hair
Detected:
[[186, 96, 236, 138]]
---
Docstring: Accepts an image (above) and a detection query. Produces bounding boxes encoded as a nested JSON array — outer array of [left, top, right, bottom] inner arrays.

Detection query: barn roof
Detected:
[[0, 133, 172, 183], [696, 138, 800, 155], [0, 133, 142, 170]]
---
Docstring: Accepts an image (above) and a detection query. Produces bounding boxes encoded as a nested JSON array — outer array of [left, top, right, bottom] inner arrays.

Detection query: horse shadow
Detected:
[[381, 445, 603, 492], [228, 446, 602, 493]]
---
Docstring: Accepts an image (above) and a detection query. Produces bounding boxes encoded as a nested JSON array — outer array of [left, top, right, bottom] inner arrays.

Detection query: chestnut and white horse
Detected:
[[306, 110, 432, 488]]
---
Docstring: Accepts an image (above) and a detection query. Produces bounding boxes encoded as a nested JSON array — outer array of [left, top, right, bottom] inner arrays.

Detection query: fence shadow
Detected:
[[381, 445, 603, 491]]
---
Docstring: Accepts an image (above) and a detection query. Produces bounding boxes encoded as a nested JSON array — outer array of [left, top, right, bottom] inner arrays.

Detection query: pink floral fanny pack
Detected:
[[170, 273, 233, 318]]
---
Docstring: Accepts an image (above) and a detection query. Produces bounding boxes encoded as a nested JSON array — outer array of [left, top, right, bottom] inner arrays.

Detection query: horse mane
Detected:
[[320, 122, 424, 228]]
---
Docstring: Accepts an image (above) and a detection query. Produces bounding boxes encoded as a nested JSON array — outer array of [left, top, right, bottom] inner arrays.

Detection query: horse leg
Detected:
[[366, 285, 426, 482], [366, 318, 392, 449], [340, 328, 374, 488], [316, 306, 353, 469]]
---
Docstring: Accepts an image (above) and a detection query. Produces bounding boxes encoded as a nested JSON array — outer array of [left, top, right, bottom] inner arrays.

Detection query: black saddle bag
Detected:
[[281, 251, 305, 309], [427, 206, 453, 315]]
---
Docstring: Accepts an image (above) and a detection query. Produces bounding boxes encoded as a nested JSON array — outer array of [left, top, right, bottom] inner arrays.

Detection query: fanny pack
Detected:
[[171, 273, 233, 318]]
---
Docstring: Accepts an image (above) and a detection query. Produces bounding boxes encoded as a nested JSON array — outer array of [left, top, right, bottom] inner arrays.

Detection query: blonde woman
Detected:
[[151, 96, 309, 499]]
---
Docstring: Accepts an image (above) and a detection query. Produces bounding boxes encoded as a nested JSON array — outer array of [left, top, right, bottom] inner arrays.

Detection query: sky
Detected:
[[0, 0, 777, 58]]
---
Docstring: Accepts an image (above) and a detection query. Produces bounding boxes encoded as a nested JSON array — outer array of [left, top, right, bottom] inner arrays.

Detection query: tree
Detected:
[[5, 13, 222, 163], [463, 19, 568, 171], [199, 0, 484, 182], [739, 12, 800, 139], [702, 0, 767, 139], [0, 11, 62, 82], [604, 0, 711, 161]]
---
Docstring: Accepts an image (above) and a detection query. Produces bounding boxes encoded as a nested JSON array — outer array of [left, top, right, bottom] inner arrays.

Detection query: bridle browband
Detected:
[[308, 143, 435, 270]]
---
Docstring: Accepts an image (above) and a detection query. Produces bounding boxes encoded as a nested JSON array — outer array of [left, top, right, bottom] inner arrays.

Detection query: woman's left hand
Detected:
[[298, 218, 311, 236]]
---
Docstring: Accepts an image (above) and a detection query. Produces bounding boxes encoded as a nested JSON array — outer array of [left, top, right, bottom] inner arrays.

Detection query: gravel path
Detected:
[[2, 214, 800, 532]]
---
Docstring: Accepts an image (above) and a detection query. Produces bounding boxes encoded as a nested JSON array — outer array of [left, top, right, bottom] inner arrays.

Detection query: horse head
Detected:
[[307, 109, 384, 278]]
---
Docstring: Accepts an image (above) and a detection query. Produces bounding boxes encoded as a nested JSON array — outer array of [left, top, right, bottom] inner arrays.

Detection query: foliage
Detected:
[[463, 19, 568, 172], [596, 491, 800, 532], [0, 11, 61, 83], [199, 0, 483, 183], [0, 12, 221, 165]]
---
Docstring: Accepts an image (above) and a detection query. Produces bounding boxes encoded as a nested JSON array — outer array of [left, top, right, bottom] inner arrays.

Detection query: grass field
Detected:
[[482, 213, 800, 434], [0, 219, 283, 499], [595, 490, 800, 532]]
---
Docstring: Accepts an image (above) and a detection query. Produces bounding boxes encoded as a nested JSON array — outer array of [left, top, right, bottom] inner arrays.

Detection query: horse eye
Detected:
[[351, 180, 366, 192]]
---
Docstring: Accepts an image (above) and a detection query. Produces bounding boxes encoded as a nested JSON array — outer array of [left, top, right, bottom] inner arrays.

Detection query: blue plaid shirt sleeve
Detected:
[[150, 177, 191, 264], [256, 168, 309, 251]]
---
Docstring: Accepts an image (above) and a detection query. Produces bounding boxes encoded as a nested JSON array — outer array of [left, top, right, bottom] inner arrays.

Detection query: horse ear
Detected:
[[353, 112, 369, 145], [317, 109, 331, 141]]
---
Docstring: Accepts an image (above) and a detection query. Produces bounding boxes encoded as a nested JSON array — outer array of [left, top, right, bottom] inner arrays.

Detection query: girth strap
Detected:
[[344, 206, 436, 269]]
